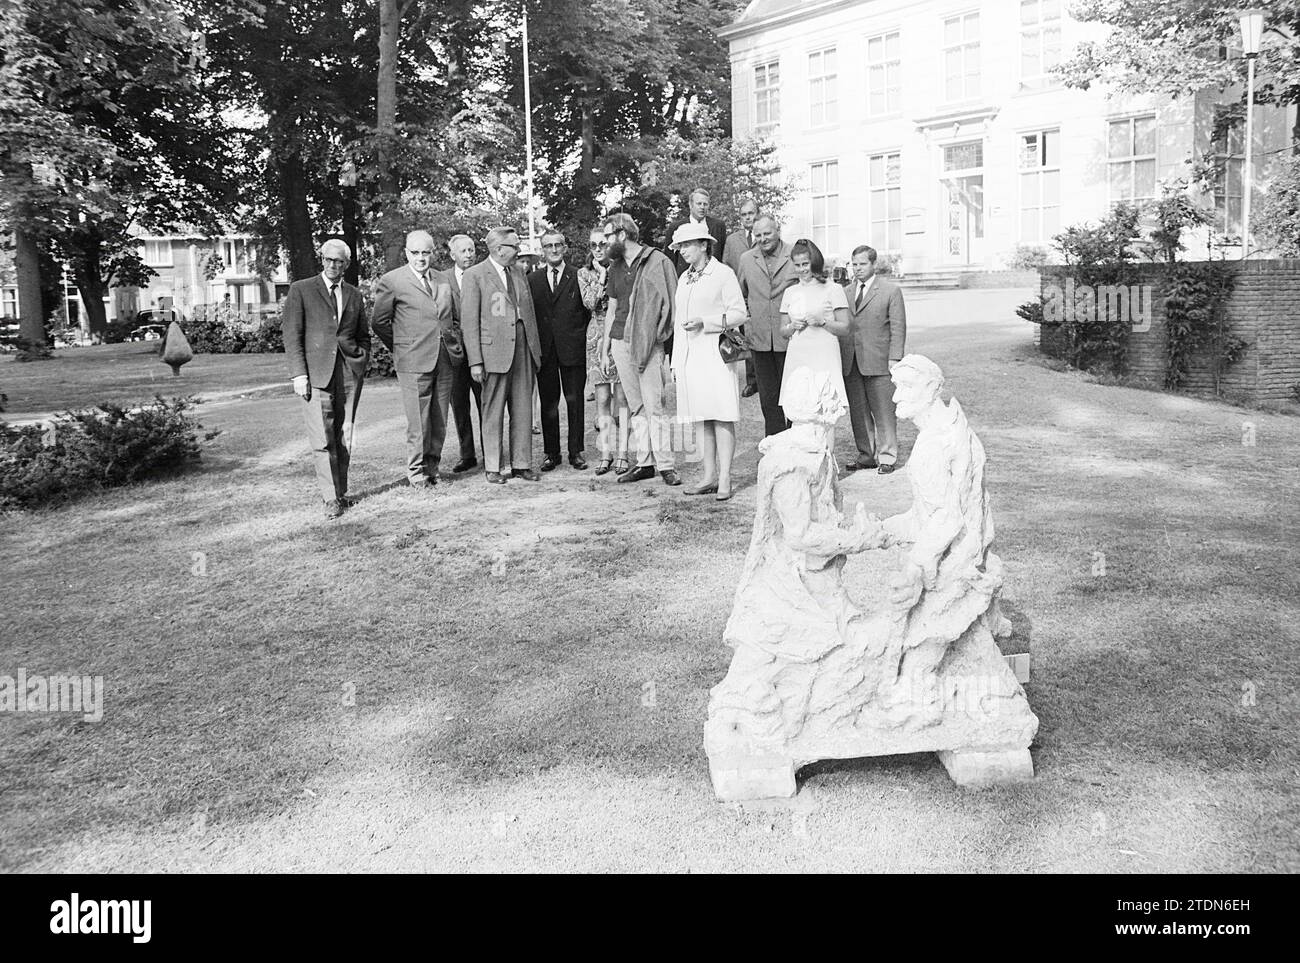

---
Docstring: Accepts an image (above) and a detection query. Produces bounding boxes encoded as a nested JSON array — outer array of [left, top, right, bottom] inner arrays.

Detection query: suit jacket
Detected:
[[736, 241, 796, 352], [282, 275, 370, 388], [722, 228, 754, 276], [528, 263, 591, 367], [460, 258, 541, 374], [839, 276, 907, 376], [666, 215, 728, 274], [371, 266, 460, 373]]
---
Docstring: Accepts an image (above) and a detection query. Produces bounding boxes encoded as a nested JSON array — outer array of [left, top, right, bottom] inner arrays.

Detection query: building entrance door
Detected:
[[940, 139, 985, 267]]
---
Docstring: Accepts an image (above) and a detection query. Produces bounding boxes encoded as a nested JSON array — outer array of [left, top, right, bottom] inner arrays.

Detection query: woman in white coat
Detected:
[[669, 222, 747, 500]]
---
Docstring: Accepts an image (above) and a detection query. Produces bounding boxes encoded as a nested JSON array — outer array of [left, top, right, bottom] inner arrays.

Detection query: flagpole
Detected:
[[521, 5, 537, 252]]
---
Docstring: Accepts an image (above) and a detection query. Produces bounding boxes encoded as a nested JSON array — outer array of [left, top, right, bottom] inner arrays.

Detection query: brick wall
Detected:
[[1037, 260, 1300, 403]]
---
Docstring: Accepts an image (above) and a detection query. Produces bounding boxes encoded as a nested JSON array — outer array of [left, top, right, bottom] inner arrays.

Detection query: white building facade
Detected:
[[721, 0, 1295, 274]]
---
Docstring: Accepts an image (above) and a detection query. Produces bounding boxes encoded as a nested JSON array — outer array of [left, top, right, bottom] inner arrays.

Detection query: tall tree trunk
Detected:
[[377, 0, 402, 271], [13, 227, 47, 353], [570, 92, 599, 228], [342, 184, 360, 286], [66, 227, 109, 340], [277, 150, 317, 280]]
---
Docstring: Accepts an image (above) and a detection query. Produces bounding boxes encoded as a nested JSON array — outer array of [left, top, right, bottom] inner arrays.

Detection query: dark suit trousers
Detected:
[[300, 354, 360, 502], [481, 321, 536, 473], [751, 349, 789, 437], [845, 363, 899, 465], [395, 344, 455, 483], [450, 355, 483, 461], [744, 356, 758, 390], [538, 355, 587, 457]]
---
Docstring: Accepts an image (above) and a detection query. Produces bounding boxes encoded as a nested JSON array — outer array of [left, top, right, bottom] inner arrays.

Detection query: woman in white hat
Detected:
[[669, 221, 747, 500]]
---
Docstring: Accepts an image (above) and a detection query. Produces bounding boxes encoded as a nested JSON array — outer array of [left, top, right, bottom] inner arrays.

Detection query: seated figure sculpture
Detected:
[[705, 359, 1038, 800]]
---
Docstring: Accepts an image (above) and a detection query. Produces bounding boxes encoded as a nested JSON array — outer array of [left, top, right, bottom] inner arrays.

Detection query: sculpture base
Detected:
[[936, 747, 1035, 787], [708, 755, 798, 801]]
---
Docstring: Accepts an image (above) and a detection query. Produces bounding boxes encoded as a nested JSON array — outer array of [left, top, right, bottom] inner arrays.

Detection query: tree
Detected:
[[1254, 153, 1300, 254], [0, 0, 234, 339], [1058, 1, 1300, 146]]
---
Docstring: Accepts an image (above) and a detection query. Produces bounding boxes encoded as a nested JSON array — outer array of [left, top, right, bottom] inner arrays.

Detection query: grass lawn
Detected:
[[2, 288, 1297, 872], [1, 342, 290, 416]]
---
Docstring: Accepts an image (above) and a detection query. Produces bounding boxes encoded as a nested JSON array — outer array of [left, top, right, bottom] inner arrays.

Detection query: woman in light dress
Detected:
[[778, 238, 850, 417], [668, 222, 747, 500], [578, 227, 629, 475]]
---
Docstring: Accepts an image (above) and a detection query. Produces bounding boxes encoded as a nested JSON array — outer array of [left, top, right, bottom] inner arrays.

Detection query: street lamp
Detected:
[[1238, 8, 1266, 259], [521, 6, 537, 254]]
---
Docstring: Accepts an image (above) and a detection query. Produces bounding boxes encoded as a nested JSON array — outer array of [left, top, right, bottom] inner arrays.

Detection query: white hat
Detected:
[[670, 222, 713, 249]]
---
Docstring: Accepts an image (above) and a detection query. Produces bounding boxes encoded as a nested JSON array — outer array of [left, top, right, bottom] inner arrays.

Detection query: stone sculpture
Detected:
[[704, 359, 1038, 800]]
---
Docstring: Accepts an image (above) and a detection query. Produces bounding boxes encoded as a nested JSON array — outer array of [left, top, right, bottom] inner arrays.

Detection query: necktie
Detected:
[[420, 272, 432, 297], [747, 231, 753, 248], [330, 282, 342, 321], [855, 282, 866, 311], [550, 268, 558, 293]]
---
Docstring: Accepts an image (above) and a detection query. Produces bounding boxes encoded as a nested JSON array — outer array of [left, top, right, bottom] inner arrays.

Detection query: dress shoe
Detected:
[[540, 455, 561, 472], [660, 469, 682, 487], [569, 454, 588, 470], [452, 457, 477, 473], [684, 481, 718, 495], [409, 477, 436, 489], [715, 489, 733, 502], [485, 471, 506, 485], [324, 498, 345, 519], [616, 465, 655, 484], [512, 468, 541, 481], [741, 384, 758, 398], [846, 459, 878, 472], [878, 463, 897, 474]]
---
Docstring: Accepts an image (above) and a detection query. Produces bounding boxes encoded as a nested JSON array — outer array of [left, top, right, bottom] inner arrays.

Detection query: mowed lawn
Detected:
[[2, 288, 1297, 873]]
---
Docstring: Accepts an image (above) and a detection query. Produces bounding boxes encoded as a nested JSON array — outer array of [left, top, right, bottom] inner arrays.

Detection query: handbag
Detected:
[[719, 324, 749, 364]]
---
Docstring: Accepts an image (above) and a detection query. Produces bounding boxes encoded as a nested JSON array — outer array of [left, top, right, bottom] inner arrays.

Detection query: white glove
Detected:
[[293, 375, 311, 400]]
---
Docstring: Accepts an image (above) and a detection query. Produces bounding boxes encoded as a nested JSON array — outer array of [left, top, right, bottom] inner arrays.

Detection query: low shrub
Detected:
[[367, 340, 396, 378], [1007, 244, 1050, 271], [0, 396, 216, 510], [183, 306, 284, 354]]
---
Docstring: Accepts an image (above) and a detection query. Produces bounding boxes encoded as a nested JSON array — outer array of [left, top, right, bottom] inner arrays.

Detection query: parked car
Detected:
[[129, 324, 167, 342]]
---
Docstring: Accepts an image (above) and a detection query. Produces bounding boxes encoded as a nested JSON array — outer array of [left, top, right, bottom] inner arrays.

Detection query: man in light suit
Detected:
[[283, 238, 371, 518], [442, 233, 483, 474], [371, 230, 460, 488], [528, 229, 591, 471], [839, 244, 907, 473], [461, 227, 542, 484], [722, 197, 760, 398], [666, 187, 727, 276], [735, 215, 796, 437]]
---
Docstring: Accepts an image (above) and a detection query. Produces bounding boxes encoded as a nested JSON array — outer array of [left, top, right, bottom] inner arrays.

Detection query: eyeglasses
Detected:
[[589, 241, 604, 248], [542, 243, 565, 250], [322, 257, 348, 265]]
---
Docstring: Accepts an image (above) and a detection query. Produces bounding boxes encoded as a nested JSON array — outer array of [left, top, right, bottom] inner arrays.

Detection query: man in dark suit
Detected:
[[282, 238, 371, 518], [461, 227, 542, 484], [839, 244, 907, 473], [722, 197, 760, 397], [666, 187, 727, 275], [528, 229, 591, 471], [371, 229, 460, 488], [441, 234, 483, 473]]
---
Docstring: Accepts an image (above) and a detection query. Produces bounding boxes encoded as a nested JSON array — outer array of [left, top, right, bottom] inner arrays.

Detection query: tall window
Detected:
[[810, 160, 840, 253], [1107, 115, 1157, 205], [1213, 125, 1244, 236], [808, 48, 837, 127], [868, 152, 902, 251], [222, 239, 256, 275], [1019, 129, 1061, 242], [142, 240, 173, 267], [1020, 0, 1062, 80], [943, 12, 980, 102], [867, 31, 901, 116], [754, 60, 780, 129], [1, 286, 18, 319]]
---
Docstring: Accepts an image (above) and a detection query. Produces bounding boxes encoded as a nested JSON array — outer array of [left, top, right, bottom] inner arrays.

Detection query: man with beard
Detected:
[[735, 215, 797, 436], [600, 212, 680, 486], [441, 234, 483, 473]]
